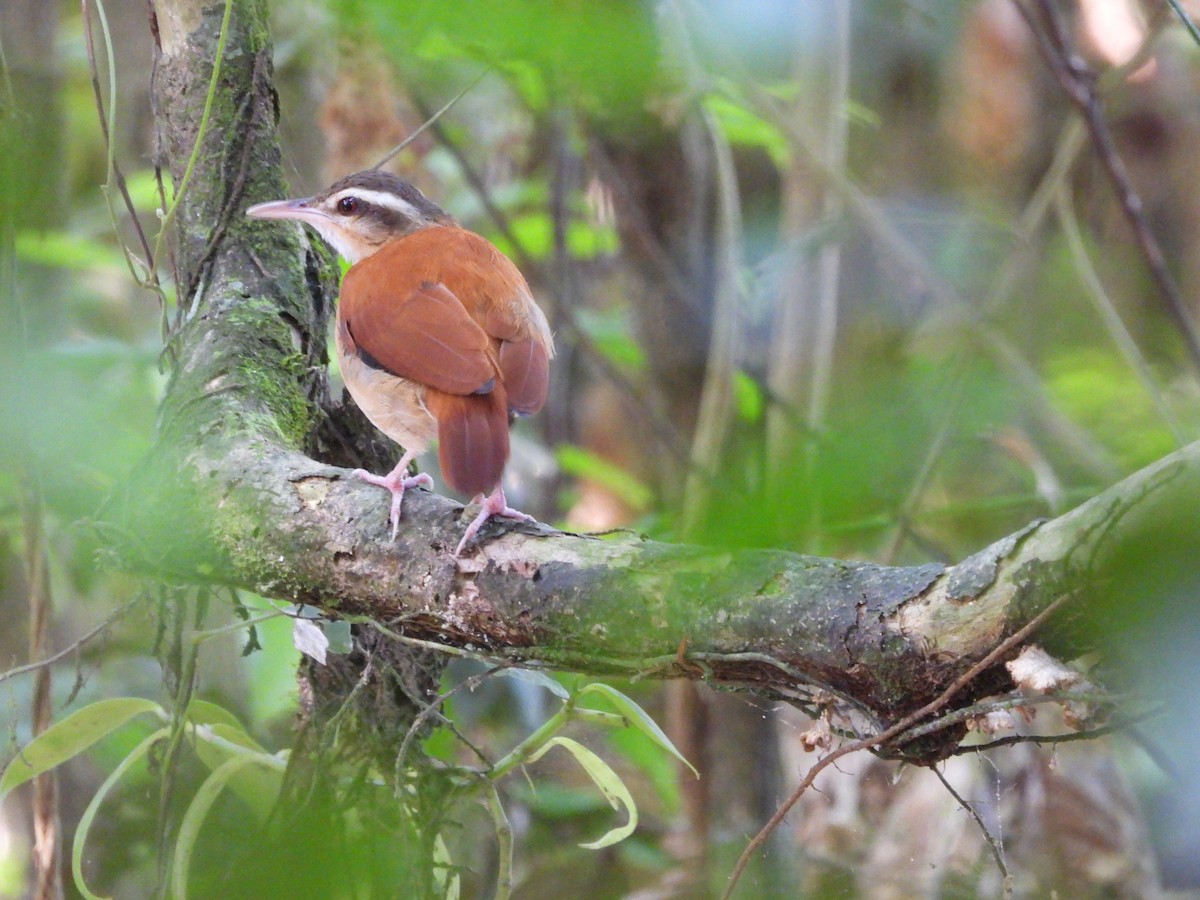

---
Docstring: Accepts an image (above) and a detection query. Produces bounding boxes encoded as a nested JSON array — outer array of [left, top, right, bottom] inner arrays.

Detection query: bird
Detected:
[[246, 170, 554, 556]]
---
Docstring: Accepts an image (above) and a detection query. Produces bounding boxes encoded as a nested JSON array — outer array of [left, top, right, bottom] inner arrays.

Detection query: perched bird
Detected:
[[247, 171, 553, 555]]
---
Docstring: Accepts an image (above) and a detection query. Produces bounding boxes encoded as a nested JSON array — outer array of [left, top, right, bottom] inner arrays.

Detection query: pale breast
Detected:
[[337, 338, 437, 454]]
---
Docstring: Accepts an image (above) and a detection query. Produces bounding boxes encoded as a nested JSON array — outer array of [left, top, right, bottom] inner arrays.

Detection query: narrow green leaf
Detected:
[[702, 93, 790, 168], [527, 737, 637, 849], [578, 683, 699, 778], [0, 697, 163, 804], [172, 754, 274, 900], [73, 728, 169, 900], [190, 723, 280, 823], [494, 667, 570, 700], [433, 832, 462, 900], [201, 722, 268, 755], [843, 98, 882, 129], [185, 699, 246, 731]]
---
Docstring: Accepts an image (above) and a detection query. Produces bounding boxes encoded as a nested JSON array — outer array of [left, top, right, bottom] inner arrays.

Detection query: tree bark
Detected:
[[122, 0, 1195, 771]]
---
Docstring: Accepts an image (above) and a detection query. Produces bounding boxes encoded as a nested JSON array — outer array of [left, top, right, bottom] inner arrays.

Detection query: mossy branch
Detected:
[[111, 0, 1197, 765]]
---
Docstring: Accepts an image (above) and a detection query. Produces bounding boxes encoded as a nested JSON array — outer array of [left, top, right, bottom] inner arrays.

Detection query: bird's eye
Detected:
[[336, 196, 359, 215]]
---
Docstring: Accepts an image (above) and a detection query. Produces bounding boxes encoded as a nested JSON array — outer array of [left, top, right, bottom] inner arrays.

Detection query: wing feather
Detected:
[[341, 268, 497, 396]]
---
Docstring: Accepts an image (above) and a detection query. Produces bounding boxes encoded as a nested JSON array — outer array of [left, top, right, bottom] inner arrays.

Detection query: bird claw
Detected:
[[353, 462, 433, 540], [454, 487, 536, 557]]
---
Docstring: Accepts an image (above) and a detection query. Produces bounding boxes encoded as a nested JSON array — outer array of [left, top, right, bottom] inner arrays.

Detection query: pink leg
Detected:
[[353, 450, 434, 540], [455, 484, 536, 557]]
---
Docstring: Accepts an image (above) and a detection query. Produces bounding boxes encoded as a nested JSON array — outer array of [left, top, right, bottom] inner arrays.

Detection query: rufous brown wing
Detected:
[[337, 225, 551, 497]]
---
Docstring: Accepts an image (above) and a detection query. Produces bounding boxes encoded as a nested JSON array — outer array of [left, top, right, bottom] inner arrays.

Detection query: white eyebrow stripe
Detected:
[[328, 188, 422, 219]]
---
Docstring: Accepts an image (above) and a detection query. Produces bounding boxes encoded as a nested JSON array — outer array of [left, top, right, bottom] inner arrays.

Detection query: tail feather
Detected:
[[499, 338, 550, 416], [427, 386, 510, 497]]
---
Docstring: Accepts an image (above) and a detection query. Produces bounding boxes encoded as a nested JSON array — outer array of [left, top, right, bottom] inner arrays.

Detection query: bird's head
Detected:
[[246, 170, 453, 263]]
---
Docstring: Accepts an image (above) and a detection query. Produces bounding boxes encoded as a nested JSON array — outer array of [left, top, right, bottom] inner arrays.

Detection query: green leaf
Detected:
[[489, 213, 618, 262], [555, 444, 653, 511], [173, 754, 277, 900], [494, 667, 571, 699], [606, 725, 681, 812], [432, 833, 461, 900], [324, 619, 353, 655], [497, 59, 549, 111], [202, 722, 269, 755], [527, 737, 637, 849], [190, 723, 280, 823], [73, 728, 169, 900], [571, 306, 647, 373], [703, 93, 790, 169], [733, 369, 765, 423], [0, 697, 163, 804], [185, 699, 246, 731], [843, 98, 882, 130], [511, 781, 612, 816], [577, 683, 699, 778], [566, 220, 619, 259]]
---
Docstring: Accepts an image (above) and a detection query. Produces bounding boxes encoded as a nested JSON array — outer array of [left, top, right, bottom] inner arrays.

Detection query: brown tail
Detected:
[[499, 338, 550, 417], [427, 386, 510, 497]]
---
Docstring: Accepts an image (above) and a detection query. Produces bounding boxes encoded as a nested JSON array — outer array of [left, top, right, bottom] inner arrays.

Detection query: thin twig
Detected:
[[720, 594, 1071, 900], [150, 0, 235, 283], [0, 600, 136, 687], [891, 689, 1128, 746], [176, 45, 265, 311], [393, 663, 504, 779], [371, 68, 490, 171], [961, 707, 1162, 754], [652, 0, 748, 535], [81, 0, 160, 301], [153, 588, 208, 896], [931, 764, 1013, 898], [485, 782, 514, 900], [1166, 0, 1200, 45], [1054, 183, 1185, 443], [3, 34, 62, 885], [1014, 0, 1200, 373]]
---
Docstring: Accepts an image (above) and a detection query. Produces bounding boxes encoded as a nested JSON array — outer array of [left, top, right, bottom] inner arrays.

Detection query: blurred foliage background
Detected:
[[3, 0, 1200, 897]]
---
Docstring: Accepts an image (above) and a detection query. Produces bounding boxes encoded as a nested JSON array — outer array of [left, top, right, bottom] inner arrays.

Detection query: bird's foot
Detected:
[[353, 457, 434, 540], [455, 486, 536, 557]]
